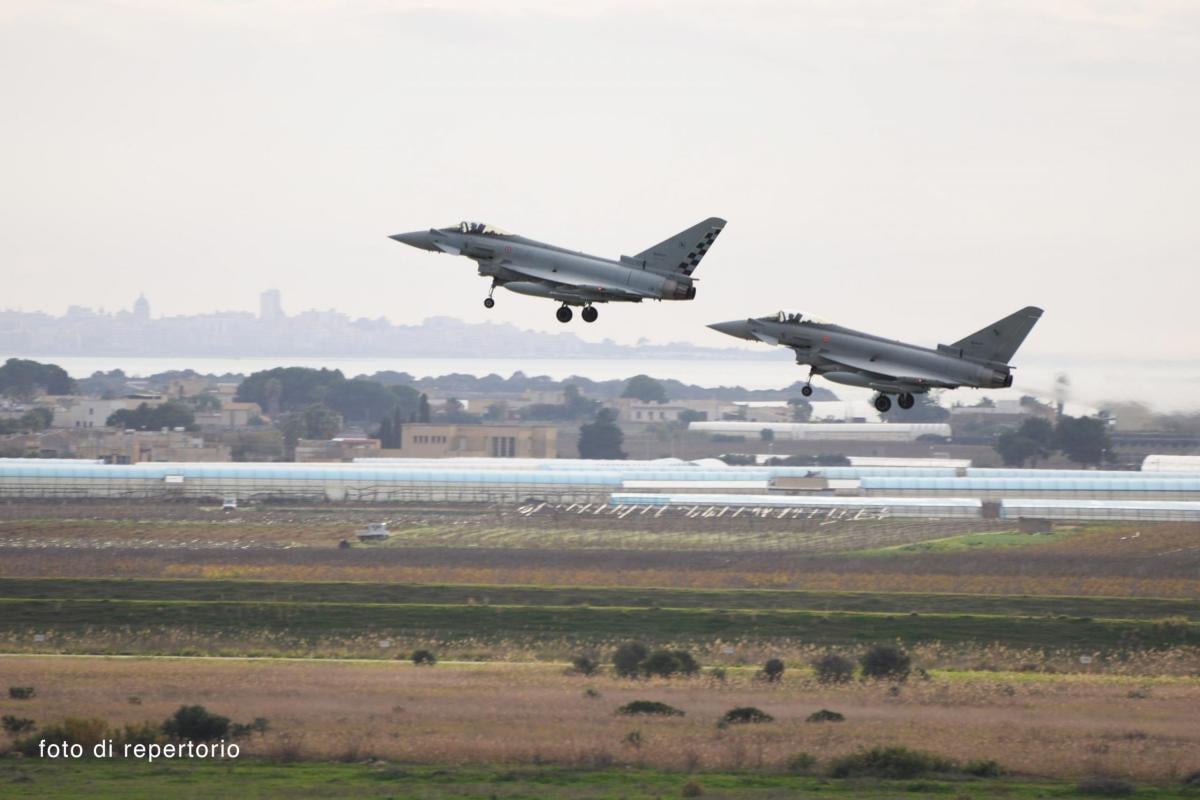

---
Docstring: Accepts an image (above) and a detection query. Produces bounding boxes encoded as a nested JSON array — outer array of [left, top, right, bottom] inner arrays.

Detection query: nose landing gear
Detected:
[[484, 284, 496, 309], [581, 305, 598, 323], [556, 305, 573, 323]]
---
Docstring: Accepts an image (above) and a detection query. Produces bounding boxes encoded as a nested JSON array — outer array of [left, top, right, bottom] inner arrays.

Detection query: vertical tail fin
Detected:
[[624, 217, 726, 276], [948, 306, 1044, 365]]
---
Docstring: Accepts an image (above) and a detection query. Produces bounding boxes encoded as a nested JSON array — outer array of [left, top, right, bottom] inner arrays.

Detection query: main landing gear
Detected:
[[556, 304, 598, 323], [874, 392, 915, 413]]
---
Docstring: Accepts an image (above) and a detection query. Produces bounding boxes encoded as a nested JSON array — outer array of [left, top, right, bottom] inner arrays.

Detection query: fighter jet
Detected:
[[389, 218, 725, 323], [708, 306, 1043, 412]]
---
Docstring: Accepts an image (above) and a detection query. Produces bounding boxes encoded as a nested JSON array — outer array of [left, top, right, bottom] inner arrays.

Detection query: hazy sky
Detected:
[[2, 1, 1198, 364]]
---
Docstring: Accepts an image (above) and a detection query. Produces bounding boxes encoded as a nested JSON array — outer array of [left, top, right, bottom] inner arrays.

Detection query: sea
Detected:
[[22, 354, 1200, 413]]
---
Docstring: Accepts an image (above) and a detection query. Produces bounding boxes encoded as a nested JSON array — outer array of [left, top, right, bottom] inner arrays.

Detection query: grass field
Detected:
[[3, 656, 1199, 786], [5, 760, 1199, 799]]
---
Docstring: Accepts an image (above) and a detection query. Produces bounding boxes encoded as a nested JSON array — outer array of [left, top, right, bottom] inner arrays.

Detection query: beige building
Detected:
[[73, 430, 230, 463], [50, 396, 165, 429], [194, 401, 264, 429], [610, 398, 734, 424], [397, 423, 557, 458]]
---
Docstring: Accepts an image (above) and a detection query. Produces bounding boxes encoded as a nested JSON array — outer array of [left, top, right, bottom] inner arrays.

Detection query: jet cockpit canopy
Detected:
[[457, 222, 512, 236], [774, 310, 827, 325]]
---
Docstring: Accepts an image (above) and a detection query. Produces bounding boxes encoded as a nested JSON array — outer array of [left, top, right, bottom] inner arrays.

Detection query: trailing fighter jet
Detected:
[[389, 218, 725, 323], [708, 306, 1043, 413]]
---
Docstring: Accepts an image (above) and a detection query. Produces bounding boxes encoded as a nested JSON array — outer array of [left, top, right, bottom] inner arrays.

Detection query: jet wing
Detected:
[[817, 352, 960, 387], [491, 261, 657, 300]]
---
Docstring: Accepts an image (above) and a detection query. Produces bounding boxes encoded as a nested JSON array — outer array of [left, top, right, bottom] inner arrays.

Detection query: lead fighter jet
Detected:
[[390, 218, 725, 323], [709, 306, 1043, 412]]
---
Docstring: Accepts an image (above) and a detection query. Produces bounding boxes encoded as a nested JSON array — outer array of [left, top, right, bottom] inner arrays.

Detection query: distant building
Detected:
[[194, 401, 263, 430], [295, 437, 381, 462], [132, 293, 150, 321], [395, 423, 557, 458], [73, 430, 230, 463], [50, 396, 165, 429], [259, 289, 284, 321], [610, 398, 733, 424]]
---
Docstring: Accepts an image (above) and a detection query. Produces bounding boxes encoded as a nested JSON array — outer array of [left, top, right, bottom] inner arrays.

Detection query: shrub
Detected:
[[411, 649, 437, 666], [163, 705, 230, 742], [622, 730, 642, 749], [584, 687, 601, 699], [114, 722, 165, 748], [709, 667, 727, 682], [642, 650, 684, 678], [806, 709, 845, 723], [681, 780, 704, 797], [673, 650, 701, 676], [2, 716, 35, 737], [761, 658, 785, 682], [1076, 777, 1135, 796], [859, 644, 911, 681], [616, 700, 684, 717], [786, 752, 818, 773], [828, 746, 954, 779], [571, 654, 599, 676], [812, 653, 855, 684], [613, 641, 649, 678], [721, 707, 773, 725], [8, 687, 35, 700], [17, 717, 108, 756], [964, 759, 1005, 777]]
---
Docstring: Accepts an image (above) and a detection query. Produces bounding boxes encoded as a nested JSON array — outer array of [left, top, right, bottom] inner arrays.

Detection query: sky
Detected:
[[2, 1, 1198, 366]]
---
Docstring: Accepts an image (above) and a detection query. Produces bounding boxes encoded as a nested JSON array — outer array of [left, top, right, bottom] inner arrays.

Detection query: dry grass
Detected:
[[3, 656, 1197, 782]]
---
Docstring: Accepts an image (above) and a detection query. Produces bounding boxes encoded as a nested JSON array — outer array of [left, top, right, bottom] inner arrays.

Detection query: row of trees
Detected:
[[0, 359, 76, 399], [994, 415, 1112, 467]]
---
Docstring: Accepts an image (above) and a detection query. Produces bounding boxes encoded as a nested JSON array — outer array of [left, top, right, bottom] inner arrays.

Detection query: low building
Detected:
[[610, 398, 733, 424], [72, 429, 231, 463], [396, 423, 557, 458], [295, 437, 382, 462], [194, 401, 264, 429], [50, 396, 165, 429]]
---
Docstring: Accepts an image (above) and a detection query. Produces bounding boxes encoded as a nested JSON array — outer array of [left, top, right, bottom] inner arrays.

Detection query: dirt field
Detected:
[[4, 656, 1198, 783]]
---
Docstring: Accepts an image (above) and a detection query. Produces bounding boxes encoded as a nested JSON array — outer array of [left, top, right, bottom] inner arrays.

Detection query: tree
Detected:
[[759, 428, 775, 443], [994, 417, 1056, 467], [417, 394, 432, 423], [787, 397, 813, 422], [0, 358, 77, 399], [761, 658, 785, 682], [300, 404, 341, 439], [860, 644, 911, 681], [107, 401, 196, 431], [612, 641, 649, 678], [190, 394, 223, 412], [563, 384, 599, 419], [578, 409, 625, 459], [621, 374, 667, 404], [1055, 415, 1112, 466]]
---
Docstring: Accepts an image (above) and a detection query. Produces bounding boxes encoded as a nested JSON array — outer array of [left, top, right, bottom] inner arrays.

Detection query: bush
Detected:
[[812, 653, 855, 684], [709, 667, 727, 682], [805, 709, 845, 723], [8, 687, 35, 700], [2, 716, 35, 736], [681, 780, 704, 797], [613, 641, 649, 678], [761, 658, 785, 682], [721, 707, 773, 725], [571, 654, 599, 676], [1076, 777, 1135, 796], [411, 649, 437, 666], [114, 722, 165, 748], [964, 759, 1005, 777], [859, 644, 912, 681], [163, 705, 230, 742], [640, 649, 699, 678], [17, 717, 108, 756], [616, 700, 684, 717], [786, 752, 818, 773], [828, 746, 953, 779]]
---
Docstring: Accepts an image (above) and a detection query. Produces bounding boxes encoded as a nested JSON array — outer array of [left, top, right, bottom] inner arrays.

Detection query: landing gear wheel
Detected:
[[874, 394, 892, 413], [801, 384, 813, 397], [556, 305, 573, 323], [897, 392, 915, 410], [483, 297, 495, 309], [581, 306, 598, 323]]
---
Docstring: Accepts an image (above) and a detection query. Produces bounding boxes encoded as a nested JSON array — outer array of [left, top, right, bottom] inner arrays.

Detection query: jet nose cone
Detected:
[[707, 319, 755, 340], [388, 230, 437, 251]]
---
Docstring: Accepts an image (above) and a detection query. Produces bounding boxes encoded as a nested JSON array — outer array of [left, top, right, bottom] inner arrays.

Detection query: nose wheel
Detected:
[[874, 394, 892, 413], [483, 297, 495, 309], [581, 305, 598, 323], [897, 392, 915, 410], [801, 384, 813, 397], [556, 305, 573, 323]]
